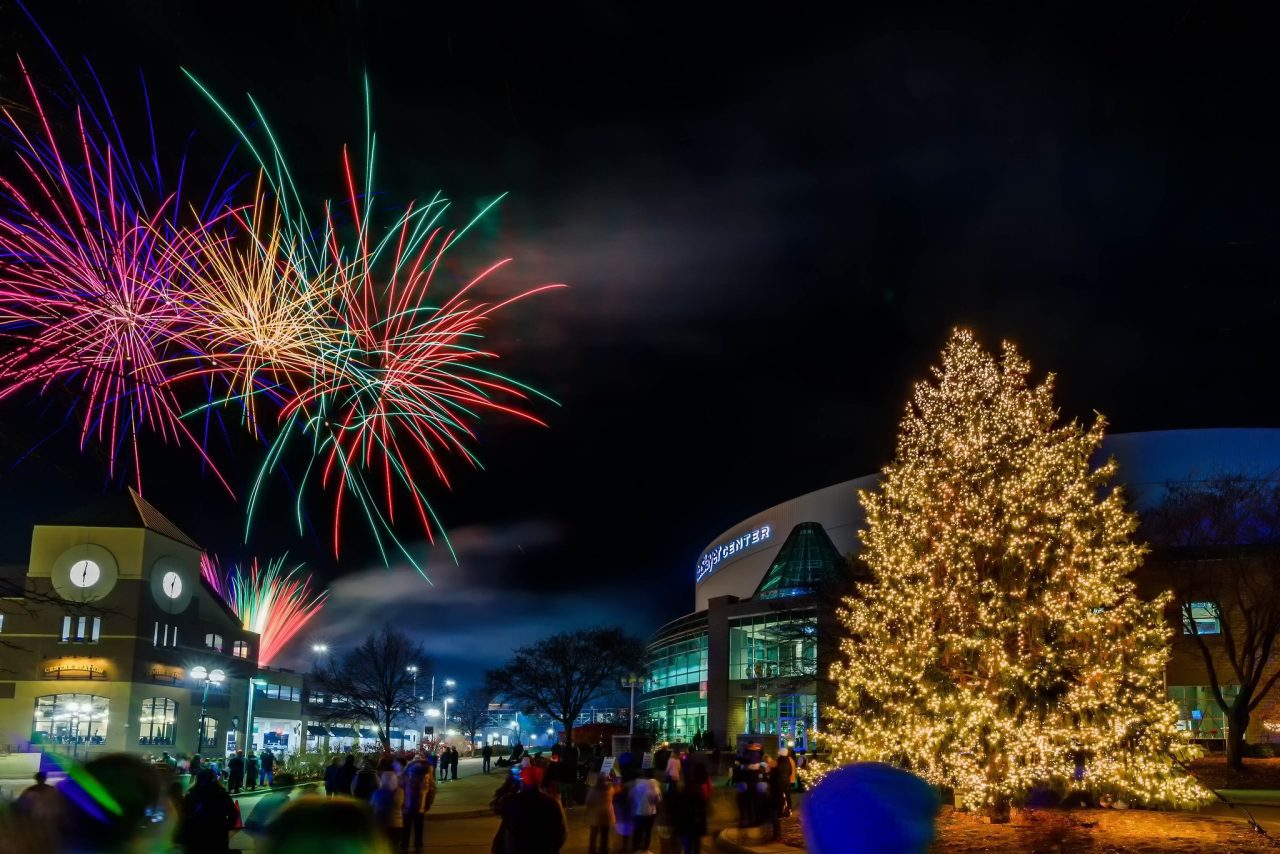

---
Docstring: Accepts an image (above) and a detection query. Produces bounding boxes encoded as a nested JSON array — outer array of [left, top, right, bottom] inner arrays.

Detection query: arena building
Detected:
[[639, 428, 1280, 751]]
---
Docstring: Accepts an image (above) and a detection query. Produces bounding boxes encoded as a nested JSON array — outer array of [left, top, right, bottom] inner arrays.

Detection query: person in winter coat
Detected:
[[324, 756, 341, 797], [492, 764, 568, 854], [245, 751, 260, 792], [179, 769, 238, 853], [630, 770, 662, 852], [227, 750, 246, 795], [482, 742, 494, 774], [370, 770, 405, 849], [401, 756, 437, 852], [584, 774, 615, 854], [261, 748, 275, 787], [352, 761, 380, 800], [675, 764, 711, 854], [449, 746, 460, 781], [335, 754, 358, 795], [767, 757, 789, 842]]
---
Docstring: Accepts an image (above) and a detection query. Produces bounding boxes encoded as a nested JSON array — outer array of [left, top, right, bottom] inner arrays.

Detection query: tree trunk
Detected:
[[1226, 705, 1250, 772], [988, 795, 1011, 824], [562, 719, 574, 747]]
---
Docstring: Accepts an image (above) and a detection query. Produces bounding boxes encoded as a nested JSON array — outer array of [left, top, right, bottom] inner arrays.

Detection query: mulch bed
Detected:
[[1188, 756, 1280, 791], [775, 806, 1278, 852]]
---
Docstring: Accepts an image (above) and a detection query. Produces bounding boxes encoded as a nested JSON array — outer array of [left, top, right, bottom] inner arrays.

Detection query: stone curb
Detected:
[[715, 828, 755, 854], [715, 827, 797, 854]]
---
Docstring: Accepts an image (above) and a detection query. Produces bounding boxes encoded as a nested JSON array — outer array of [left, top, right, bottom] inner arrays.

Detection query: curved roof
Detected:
[[692, 428, 1280, 609]]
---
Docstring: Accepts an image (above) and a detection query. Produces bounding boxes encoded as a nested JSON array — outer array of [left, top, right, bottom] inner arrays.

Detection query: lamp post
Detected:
[[407, 665, 418, 702], [425, 707, 440, 750], [620, 673, 642, 736], [191, 666, 226, 753]]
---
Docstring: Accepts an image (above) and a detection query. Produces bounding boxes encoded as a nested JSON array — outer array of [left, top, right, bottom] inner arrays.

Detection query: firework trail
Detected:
[[0, 52, 237, 492], [201, 553, 328, 666]]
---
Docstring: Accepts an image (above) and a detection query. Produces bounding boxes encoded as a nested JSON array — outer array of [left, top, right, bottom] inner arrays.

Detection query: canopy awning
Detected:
[[327, 727, 357, 738], [306, 726, 329, 736], [358, 729, 379, 739], [388, 730, 404, 739]]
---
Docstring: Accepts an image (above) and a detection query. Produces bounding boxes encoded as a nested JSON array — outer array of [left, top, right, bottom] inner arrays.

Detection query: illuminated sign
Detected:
[[696, 524, 772, 582]]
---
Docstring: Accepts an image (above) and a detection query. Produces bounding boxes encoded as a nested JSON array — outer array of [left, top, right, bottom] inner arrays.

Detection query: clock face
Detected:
[[70, 559, 101, 588], [150, 556, 193, 613], [161, 571, 183, 599], [50, 545, 117, 603]]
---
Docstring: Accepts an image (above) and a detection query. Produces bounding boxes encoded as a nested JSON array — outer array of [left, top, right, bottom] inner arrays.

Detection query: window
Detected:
[[204, 633, 223, 653], [153, 623, 179, 648], [60, 615, 100, 644], [138, 698, 177, 745], [260, 683, 300, 702], [232, 641, 250, 659], [198, 716, 219, 749], [32, 693, 109, 745], [1183, 602, 1221, 635], [728, 611, 817, 682], [1169, 685, 1239, 738], [0, 614, 5, 633]]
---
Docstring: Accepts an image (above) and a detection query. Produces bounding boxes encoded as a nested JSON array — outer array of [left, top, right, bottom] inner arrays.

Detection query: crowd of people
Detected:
[[0, 738, 828, 853]]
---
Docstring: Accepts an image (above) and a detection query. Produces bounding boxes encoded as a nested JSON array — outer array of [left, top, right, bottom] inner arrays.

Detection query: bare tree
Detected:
[[486, 627, 645, 744], [312, 623, 429, 753], [0, 574, 116, 667], [1145, 474, 1280, 770], [451, 687, 496, 755]]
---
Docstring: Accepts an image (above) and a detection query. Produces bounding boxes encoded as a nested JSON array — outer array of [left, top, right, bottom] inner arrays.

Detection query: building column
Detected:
[[706, 595, 736, 750]]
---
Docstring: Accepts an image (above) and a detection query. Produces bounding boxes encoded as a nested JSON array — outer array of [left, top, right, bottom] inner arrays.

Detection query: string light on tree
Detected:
[[813, 329, 1207, 820]]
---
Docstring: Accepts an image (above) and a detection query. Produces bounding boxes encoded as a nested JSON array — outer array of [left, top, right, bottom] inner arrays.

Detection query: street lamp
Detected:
[[191, 666, 226, 752], [620, 673, 642, 736], [407, 665, 418, 703]]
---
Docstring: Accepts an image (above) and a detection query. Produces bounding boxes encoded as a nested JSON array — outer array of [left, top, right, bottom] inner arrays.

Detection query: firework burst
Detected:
[[201, 553, 328, 666], [185, 73, 563, 577], [0, 55, 236, 492]]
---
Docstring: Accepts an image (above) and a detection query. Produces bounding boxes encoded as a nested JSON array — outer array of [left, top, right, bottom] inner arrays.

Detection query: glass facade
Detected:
[[642, 612, 709, 743], [741, 693, 818, 749], [32, 694, 109, 745], [728, 612, 817, 682], [753, 522, 845, 600], [645, 633, 707, 694], [639, 692, 707, 744], [1169, 685, 1238, 739]]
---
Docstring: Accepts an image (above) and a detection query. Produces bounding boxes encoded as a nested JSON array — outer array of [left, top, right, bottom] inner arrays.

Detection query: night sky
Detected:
[[2, 2, 1278, 684]]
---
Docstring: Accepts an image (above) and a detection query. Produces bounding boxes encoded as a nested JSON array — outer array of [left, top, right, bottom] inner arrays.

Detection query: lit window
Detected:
[[153, 623, 178, 648], [1183, 602, 1221, 635], [138, 698, 177, 745], [0, 614, 5, 633], [61, 615, 100, 644], [233, 641, 250, 659], [32, 693, 109, 745], [205, 633, 223, 653]]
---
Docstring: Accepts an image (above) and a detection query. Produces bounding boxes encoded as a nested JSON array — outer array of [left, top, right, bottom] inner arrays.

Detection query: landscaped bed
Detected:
[[1188, 756, 1280, 791], [775, 806, 1278, 852]]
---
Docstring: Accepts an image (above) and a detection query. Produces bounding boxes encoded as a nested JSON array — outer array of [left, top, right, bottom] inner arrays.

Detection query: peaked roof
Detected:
[[752, 522, 845, 601], [40, 488, 201, 551], [127, 488, 201, 550]]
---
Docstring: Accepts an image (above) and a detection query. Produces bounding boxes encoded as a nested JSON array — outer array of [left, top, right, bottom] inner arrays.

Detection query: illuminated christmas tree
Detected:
[[822, 330, 1205, 819]]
